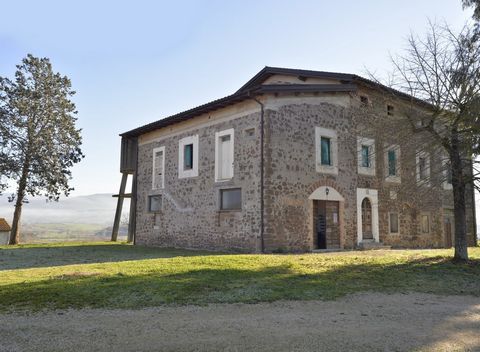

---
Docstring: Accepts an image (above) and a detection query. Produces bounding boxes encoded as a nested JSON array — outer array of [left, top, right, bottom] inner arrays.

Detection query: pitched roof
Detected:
[[0, 218, 11, 232], [121, 66, 430, 138]]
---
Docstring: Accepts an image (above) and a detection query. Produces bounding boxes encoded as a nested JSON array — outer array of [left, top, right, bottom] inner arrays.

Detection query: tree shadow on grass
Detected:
[[0, 244, 219, 270], [1, 257, 479, 312]]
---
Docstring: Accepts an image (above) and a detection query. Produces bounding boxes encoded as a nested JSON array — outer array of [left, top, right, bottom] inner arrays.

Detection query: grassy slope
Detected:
[[0, 242, 479, 311]]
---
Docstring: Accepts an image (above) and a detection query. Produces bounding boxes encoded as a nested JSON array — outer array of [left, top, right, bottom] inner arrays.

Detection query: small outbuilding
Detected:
[[0, 218, 11, 245]]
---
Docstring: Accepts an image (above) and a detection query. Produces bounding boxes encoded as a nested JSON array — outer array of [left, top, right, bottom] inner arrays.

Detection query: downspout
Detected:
[[249, 92, 265, 253]]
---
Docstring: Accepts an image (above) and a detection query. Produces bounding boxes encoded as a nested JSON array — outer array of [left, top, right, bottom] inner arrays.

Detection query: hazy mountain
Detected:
[[0, 193, 129, 226]]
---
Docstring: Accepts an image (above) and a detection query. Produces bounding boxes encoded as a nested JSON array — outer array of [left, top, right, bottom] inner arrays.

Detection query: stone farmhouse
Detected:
[[116, 67, 477, 252]]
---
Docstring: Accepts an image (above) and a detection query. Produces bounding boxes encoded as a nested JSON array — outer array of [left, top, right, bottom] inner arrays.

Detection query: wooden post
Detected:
[[127, 171, 137, 243], [111, 173, 128, 241]]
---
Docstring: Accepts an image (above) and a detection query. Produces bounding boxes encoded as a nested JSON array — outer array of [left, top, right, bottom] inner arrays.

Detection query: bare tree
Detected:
[[366, 22, 479, 261]]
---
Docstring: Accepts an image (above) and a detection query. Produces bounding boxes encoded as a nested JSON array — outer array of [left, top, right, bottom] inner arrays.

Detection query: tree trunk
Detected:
[[8, 165, 29, 245], [450, 133, 469, 262]]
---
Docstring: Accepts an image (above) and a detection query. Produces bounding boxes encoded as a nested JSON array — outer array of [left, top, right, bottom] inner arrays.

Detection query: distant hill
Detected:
[[0, 193, 129, 226]]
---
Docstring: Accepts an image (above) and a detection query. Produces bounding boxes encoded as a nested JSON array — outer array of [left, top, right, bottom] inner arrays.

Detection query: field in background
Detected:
[[0, 242, 479, 312], [21, 223, 127, 243]]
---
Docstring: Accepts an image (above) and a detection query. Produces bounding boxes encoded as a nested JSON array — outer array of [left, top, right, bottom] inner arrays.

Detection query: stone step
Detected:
[[358, 241, 391, 250]]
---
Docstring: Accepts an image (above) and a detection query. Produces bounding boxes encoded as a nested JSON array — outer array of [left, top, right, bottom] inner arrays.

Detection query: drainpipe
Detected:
[[471, 159, 478, 246], [249, 92, 265, 253]]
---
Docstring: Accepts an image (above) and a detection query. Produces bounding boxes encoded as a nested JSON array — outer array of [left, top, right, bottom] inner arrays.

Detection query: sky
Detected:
[[0, 0, 476, 202]]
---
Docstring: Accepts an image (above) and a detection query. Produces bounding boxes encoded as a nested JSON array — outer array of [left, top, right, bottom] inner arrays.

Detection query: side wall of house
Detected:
[[135, 108, 263, 252]]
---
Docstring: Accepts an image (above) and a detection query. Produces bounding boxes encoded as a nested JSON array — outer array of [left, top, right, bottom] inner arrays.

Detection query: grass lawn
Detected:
[[0, 242, 479, 311]]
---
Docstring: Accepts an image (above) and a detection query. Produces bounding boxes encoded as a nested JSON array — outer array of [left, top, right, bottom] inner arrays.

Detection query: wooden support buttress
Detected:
[[111, 173, 128, 241]]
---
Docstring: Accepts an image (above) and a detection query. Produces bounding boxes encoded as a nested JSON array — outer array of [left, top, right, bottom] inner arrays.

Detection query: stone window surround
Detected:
[[416, 150, 431, 186], [315, 127, 338, 175], [384, 144, 401, 183], [178, 135, 199, 179], [152, 146, 165, 190], [214, 128, 235, 183], [388, 211, 400, 235], [357, 136, 376, 176]]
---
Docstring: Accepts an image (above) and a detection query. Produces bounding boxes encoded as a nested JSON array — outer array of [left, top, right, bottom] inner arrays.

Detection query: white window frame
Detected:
[[384, 144, 401, 183], [388, 211, 400, 234], [416, 151, 431, 186], [442, 154, 453, 190], [315, 127, 338, 175], [215, 128, 234, 182], [152, 146, 165, 190], [178, 135, 199, 179], [357, 137, 375, 176]]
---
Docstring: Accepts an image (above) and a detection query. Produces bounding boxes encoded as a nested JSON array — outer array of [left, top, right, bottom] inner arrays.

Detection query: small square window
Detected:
[[387, 105, 394, 116], [220, 188, 241, 211], [320, 137, 331, 166], [245, 128, 255, 137], [421, 214, 430, 234], [360, 96, 369, 105], [184, 144, 193, 170], [148, 195, 162, 213], [389, 212, 399, 234]]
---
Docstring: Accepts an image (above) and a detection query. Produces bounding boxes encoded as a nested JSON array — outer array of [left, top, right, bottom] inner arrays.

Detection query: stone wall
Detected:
[[135, 112, 262, 252]]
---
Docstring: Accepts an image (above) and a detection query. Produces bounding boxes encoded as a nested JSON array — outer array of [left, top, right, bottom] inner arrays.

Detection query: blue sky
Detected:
[[0, 0, 475, 196]]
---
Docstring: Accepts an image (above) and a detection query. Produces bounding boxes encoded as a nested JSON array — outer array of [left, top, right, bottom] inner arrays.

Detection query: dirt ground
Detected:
[[0, 293, 479, 352]]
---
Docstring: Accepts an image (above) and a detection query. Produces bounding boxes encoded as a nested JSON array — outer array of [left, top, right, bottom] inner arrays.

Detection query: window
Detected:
[[360, 95, 369, 106], [152, 146, 165, 189], [178, 135, 199, 178], [215, 128, 234, 181], [416, 151, 431, 184], [442, 155, 453, 190], [220, 188, 241, 211], [389, 212, 399, 234], [421, 214, 430, 234], [387, 105, 394, 116], [357, 137, 375, 176], [384, 145, 401, 183], [184, 144, 193, 170], [148, 195, 162, 213], [321, 137, 331, 165], [388, 150, 396, 176], [315, 127, 338, 174], [361, 145, 370, 168]]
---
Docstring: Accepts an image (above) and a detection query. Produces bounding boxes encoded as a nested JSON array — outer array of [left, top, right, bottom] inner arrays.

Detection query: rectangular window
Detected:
[[215, 129, 234, 181], [389, 212, 399, 234], [419, 157, 427, 180], [152, 147, 165, 189], [321, 137, 331, 166], [148, 195, 162, 213], [387, 105, 394, 116], [178, 135, 199, 178], [220, 188, 241, 211], [388, 150, 396, 176], [421, 214, 430, 234], [361, 145, 370, 168], [184, 144, 193, 170]]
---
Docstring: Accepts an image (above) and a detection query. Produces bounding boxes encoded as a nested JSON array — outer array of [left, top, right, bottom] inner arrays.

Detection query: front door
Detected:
[[361, 198, 373, 240], [315, 200, 340, 249]]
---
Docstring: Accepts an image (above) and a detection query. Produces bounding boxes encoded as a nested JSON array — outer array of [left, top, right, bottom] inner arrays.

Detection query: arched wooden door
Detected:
[[361, 198, 373, 240]]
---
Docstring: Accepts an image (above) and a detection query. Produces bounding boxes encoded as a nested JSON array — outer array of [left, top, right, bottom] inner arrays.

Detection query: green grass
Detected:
[[0, 242, 479, 311]]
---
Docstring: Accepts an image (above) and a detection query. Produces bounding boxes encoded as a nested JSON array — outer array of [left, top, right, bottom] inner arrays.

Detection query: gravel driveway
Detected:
[[1, 293, 479, 352]]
